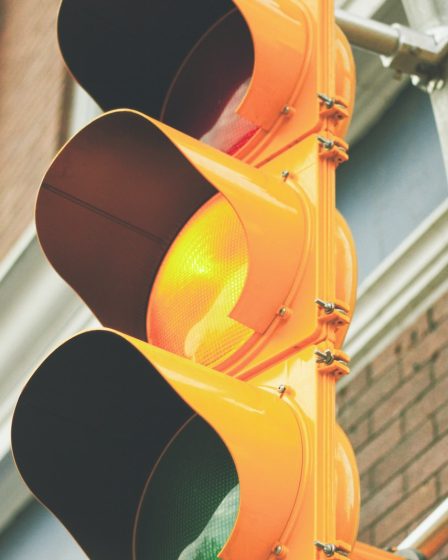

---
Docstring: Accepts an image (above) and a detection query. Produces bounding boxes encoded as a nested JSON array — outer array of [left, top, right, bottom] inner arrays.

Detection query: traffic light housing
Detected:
[[12, 0, 365, 559], [12, 328, 363, 559], [57, 0, 355, 163], [35, 110, 356, 373]]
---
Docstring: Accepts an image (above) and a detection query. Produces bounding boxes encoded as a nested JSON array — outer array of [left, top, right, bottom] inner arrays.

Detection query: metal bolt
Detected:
[[281, 170, 290, 180], [315, 298, 335, 314], [317, 136, 335, 150], [315, 349, 335, 365], [314, 540, 337, 557], [278, 306, 288, 316], [274, 544, 284, 556], [317, 92, 335, 108], [280, 105, 291, 115], [278, 384, 287, 394]]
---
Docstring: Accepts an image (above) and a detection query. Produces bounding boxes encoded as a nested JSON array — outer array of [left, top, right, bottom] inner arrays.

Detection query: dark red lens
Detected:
[[161, 10, 259, 154]]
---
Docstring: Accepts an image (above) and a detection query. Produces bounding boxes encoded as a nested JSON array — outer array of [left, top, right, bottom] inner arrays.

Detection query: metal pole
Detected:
[[397, 497, 448, 558], [335, 9, 399, 56], [351, 499, 448, 559], [401, 0, 448, 182], [335, 9, 448, 79]]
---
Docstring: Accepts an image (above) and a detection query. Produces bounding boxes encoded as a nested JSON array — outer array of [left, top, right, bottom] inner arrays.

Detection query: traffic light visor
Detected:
[[58, 0, 355, 160], [12, 330, 304, 559], [58, 0, 245, 129], [12, 331, 238, 559], [160, 10, 259, 154], [36, 110, 309, 362]]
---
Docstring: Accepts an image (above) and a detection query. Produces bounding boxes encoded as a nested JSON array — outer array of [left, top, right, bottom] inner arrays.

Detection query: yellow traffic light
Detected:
[[57, 0, 355, 164], [11, 0, 367, 559], [13, 330, 360, 559], [36, 110, 355, 373], [147, 194, 252, 367]]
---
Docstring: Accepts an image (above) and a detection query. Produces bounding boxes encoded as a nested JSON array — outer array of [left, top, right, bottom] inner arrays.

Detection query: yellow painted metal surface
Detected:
[[127, 332, 306, 559], [13, 329, 360, 559], [245, 349, 360, 559], [35, 108, 357, 374], [57, 0, 355, 165], [135, 337, 361, 559], [145, 113, 310, 335], [14, 1, 362, 558], [230, 0, 355, 165]]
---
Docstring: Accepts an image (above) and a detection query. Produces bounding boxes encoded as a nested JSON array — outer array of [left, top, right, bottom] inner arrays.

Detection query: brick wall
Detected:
[[0, 0, 68, 261], [338, 291, 448, 559]]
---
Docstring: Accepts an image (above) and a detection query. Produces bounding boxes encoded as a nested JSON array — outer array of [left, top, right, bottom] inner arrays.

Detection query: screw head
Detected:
[[274, 544, 283, 555], [278, 384, 287, 394]]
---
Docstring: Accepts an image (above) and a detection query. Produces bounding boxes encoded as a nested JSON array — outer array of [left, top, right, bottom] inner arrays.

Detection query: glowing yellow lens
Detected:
[[147, 194, 254, 368]]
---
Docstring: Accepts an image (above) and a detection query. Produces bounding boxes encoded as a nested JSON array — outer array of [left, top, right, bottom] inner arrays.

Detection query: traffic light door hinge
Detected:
[[315, 348, 351, 377], [315, 298, 351, 327], [315, 539, 352, 559], [317, 135, 349, 166], [318, 93, 350, 124]]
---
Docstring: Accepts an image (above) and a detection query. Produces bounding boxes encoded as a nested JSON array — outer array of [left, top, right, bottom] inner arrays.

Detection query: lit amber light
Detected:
[[147, 194, 254, 367]]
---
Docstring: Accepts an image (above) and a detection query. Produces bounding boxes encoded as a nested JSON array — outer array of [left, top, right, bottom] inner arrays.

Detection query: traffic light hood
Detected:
[[36, 110, 356, 373], [12, 329, 360, 559], [12, 329, 305, 559], [58, 0, 355, 162], [36, 109, 309, 339], [58, 0, 240, 123]]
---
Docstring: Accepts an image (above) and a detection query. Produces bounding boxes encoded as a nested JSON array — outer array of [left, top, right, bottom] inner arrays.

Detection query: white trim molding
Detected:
[[341, 198, 448, 386], [0, 229, 97, 532], [0, 82, 100, 533]]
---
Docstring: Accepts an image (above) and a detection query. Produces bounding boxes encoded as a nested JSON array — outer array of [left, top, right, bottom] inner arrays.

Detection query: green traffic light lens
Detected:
[[134, 416, 239, 559]]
